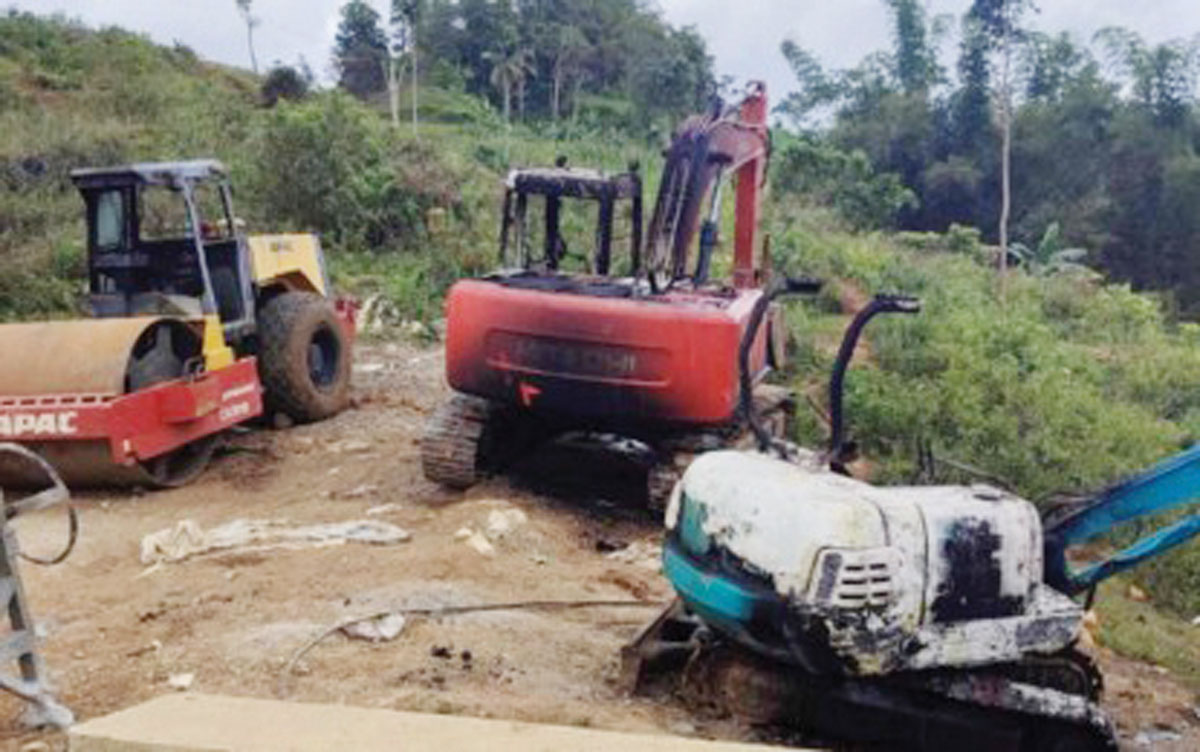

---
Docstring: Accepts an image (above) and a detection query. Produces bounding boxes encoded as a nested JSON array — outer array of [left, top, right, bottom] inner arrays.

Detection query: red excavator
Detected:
[[423, 83, 810, 505]]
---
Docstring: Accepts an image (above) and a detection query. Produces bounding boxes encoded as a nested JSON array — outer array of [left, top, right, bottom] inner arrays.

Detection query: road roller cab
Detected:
[[0, 160, 354, 488]]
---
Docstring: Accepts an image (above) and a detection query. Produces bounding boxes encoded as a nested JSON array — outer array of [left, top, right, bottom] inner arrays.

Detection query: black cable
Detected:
[[19, 505, 79, 566]]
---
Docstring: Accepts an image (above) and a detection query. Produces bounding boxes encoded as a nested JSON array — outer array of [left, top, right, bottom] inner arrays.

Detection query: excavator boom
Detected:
[[1044, 443, 1200, 594], [646, 83, 769, 291]]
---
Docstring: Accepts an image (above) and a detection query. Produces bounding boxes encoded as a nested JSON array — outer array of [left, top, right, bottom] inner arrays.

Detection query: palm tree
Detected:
[[551, 26, 590, 122], [235, 0, 260, 74], [486, 48, 535, 126]]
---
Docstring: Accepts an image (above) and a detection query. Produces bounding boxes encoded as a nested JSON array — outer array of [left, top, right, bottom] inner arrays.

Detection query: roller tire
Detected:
[[258, 291, 351, 423]]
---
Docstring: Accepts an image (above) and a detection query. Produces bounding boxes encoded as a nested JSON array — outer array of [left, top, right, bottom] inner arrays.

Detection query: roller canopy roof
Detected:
[[70, 160, 228, 189]]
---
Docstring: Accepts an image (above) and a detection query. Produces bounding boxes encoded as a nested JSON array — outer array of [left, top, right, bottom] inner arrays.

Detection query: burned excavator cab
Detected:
[[498, 161, 643, 279], [72, 160, 256, 341], [425, 85, 794, 505]]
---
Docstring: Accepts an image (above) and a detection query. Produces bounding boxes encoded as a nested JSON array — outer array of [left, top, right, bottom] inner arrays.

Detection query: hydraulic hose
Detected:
[[738, 276, 823, 457], [827, 295, 921, 472]]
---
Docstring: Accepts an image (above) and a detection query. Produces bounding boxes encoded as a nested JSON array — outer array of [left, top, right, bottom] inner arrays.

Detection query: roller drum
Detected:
[[0, 318, 212, 487]]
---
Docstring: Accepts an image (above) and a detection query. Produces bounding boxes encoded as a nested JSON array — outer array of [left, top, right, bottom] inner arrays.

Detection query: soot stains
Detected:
[[932, 518, 1024, 623]]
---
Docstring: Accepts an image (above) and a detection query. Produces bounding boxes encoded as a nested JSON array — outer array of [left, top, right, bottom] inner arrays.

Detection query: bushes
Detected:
[[246, 92, 476, 253], [775, 207, 1187, 500], [260, 65, 310, 107], [773, 137, 917, 230], [772, 207, 1200, 617]]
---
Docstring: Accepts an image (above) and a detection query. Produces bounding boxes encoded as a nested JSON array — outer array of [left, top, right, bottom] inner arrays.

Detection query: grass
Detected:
[[1094, 577, 1200, 692]]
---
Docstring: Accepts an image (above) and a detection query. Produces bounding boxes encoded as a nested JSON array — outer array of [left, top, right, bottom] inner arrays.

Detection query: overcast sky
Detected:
[[7, 1, 1198, 101]]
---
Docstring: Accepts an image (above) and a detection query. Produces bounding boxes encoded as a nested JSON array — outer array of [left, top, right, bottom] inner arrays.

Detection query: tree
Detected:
[[967, 0, 1035, 287], [486, 47, 535, 125], [777, 42, 837, 129], [235, 0, 259, 74], [885, 0, 937, 95], [391, 0, 425, 136], [954, 16, 992, 157], [334, 0, 389, 100], [1095, 28, 1200, 129], [1021, 32, 1089, 102], [261, 63, 312, 106], [549, 24, 590, 122]]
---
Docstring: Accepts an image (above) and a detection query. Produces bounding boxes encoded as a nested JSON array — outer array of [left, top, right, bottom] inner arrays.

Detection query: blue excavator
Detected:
[[624, 279, 1200, 752]]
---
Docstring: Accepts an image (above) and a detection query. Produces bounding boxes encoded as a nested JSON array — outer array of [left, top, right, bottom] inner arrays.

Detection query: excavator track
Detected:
[[421, 394, 500, 489], [625, 603, 1116, 752]]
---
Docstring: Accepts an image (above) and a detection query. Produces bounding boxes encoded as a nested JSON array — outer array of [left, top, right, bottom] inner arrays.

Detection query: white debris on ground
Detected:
[[328, 439, 373, 454], [604, 539, 661, 572], [338, 483, 379, 500], [366, 503, 403, 516], [485, 508, 528, 540], [341, 613, 408, 643], [453, 527, 496, 557], [356, 294, 400, 335], [1133, 726, 1183, 746], [167, 673, 195, 691], [353, 362, 386, 376], [139, 519, 412, 566]]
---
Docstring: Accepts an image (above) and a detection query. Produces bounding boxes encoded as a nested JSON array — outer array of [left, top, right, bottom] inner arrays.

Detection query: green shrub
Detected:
[[770, 209, 1200, 618], [775, 208, 1186, 501], [247, 92, 461, 250], [773, 137, 917, 230]]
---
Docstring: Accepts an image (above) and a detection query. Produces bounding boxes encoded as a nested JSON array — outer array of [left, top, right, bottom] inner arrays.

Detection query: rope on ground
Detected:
[[18, 505, 78, 566], [277, 598, 665, 697]]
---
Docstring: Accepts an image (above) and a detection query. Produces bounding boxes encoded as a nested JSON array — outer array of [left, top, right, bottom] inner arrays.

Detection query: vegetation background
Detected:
[[0, 0, 1197, 680]]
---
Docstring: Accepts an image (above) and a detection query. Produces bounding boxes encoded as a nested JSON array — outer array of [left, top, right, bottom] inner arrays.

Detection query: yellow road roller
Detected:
[[0, 160, 355, 487]]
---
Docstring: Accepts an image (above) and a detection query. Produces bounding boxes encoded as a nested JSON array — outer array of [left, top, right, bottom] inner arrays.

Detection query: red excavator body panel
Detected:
[[445, 279, 769, 426]]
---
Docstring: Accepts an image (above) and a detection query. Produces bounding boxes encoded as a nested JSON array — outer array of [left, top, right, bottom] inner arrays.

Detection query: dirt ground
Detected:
[[3, 338, 1198, 751]]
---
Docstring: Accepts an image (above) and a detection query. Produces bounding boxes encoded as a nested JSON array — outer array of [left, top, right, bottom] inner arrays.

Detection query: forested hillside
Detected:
[[777, 0, 1200, 315], [330, 0, 714, 132]]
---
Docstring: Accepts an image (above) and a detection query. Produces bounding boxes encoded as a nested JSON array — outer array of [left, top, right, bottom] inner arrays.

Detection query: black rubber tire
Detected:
[[125, 321, 217, 488], [257, 291, 351, 423]]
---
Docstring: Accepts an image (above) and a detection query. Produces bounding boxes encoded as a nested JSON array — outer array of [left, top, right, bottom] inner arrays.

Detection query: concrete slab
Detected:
[[69, 693, 793, 752]]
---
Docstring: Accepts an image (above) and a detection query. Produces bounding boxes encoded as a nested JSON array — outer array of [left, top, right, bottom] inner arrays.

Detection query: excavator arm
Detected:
[[645, 83, 770, 292], [1043, 443, 1200, 594]]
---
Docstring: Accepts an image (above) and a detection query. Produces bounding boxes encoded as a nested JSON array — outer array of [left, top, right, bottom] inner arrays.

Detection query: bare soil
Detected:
[[2, 339, 1197, 750]]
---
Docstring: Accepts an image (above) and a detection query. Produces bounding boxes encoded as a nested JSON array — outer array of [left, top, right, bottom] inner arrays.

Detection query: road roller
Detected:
[[0, 160, 354, 487]]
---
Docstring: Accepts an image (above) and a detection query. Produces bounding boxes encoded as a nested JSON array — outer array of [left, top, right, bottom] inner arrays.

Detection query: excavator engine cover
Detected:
[[663, 451, 1082, 676], [445, 280, 772, 426]]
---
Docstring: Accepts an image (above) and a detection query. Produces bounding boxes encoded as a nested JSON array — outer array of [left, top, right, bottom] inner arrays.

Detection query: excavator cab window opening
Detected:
[[497, 168, 643, 281], [694, 166, 727, 286], [500, 189, 636, 278]]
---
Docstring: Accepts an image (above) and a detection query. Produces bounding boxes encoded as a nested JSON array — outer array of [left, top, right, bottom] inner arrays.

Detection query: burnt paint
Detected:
[[665, 534, 844, 674], [931, 518, 1024, 623], [445, 279, 770, 427]]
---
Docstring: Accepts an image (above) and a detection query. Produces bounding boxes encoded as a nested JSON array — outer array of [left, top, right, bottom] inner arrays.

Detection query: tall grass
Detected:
[[769, 201, 1200, 616]]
